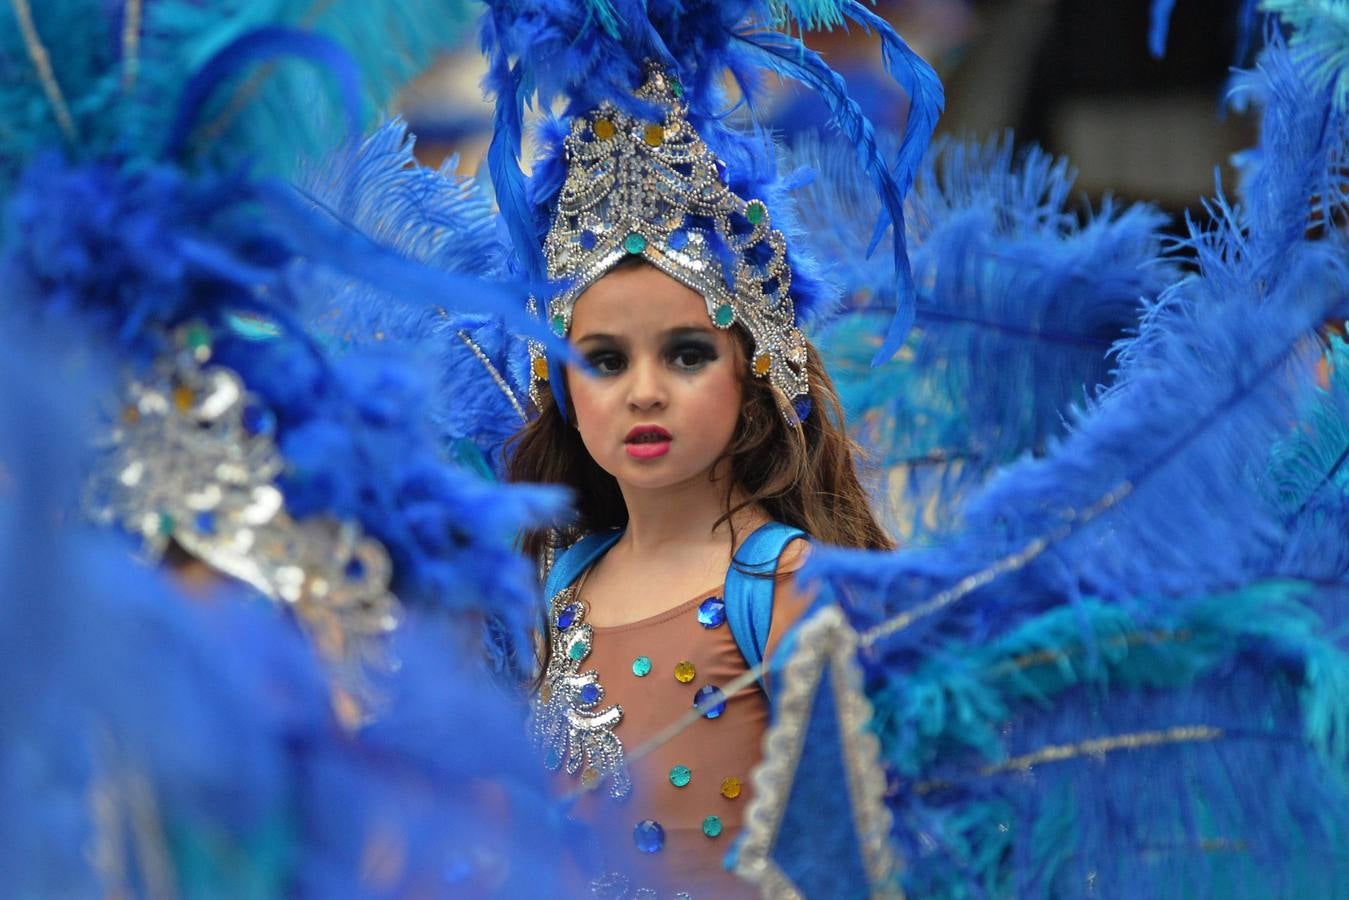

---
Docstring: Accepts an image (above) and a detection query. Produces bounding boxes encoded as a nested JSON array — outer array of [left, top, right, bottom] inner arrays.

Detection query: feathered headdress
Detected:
[[1, 1, 564, 718], [479, 0, 944, 420]]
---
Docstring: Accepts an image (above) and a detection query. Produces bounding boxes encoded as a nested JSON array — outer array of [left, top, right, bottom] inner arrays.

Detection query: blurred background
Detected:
[[398, 0, 1254, 221]]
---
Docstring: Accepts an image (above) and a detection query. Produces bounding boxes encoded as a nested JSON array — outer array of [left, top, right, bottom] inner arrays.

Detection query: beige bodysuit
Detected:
[[532, 543, 812, 898]]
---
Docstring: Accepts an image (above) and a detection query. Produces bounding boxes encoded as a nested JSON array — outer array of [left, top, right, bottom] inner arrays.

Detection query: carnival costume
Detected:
[[5, 0, 1349, 897], [0, 1, 575, 894], [473, 1, 1349, 898]]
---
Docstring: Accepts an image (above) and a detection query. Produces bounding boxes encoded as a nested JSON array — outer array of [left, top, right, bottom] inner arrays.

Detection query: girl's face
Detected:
[[566, 264, 743, 492]]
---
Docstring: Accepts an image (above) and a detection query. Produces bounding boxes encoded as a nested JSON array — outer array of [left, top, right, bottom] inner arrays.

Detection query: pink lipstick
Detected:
[[625, 425, 672, 459]]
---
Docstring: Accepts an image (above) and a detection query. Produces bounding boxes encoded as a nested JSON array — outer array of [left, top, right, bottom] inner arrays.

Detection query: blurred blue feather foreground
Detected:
[[798, 12, 1349, 897]]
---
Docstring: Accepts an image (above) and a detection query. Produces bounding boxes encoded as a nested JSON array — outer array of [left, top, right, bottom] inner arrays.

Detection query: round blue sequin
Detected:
[[697, 597, 726, 629], [194, 511, 216, 535], [633, 819, 665, 853], [580, 229, 597, 250], [556, 603, 581, 630], [668, 229, 689, 251], [241, 401, 276, 437], [693, 685, 727, 719], [345, 557, 366, 580], [579, 683, 601, 705]]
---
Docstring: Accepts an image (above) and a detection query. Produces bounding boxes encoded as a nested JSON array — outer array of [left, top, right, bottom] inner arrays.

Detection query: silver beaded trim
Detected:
[[85, 323, 401, 723], [530, 584, 633, 801], [734, 605, 900, 898], [530, 67, 808, 421]]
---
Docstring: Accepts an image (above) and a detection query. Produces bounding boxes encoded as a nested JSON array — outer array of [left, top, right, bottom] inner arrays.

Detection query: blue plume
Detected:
[[0, 1, 478, 181], [478, 0, 942, 342], [793, 23, 1349, 896], [800, 132, 1172, 542]]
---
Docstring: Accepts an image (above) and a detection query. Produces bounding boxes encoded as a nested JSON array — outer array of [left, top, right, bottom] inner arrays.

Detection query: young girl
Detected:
[[509, 222, 891, 894]]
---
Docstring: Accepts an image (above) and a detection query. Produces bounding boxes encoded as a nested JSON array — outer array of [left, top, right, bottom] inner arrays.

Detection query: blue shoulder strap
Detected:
[[725, 521, 807, 697], [543, 530, 624, 601]]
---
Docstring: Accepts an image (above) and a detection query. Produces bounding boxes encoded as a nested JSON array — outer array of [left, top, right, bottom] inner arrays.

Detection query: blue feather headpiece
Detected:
[[479, 0, 945, 400], [1, 2, 565, 715]]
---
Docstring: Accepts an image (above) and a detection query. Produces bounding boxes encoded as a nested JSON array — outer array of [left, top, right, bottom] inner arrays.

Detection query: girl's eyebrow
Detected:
[[574, 332, 623, 346], [662, 325, 717, 339]]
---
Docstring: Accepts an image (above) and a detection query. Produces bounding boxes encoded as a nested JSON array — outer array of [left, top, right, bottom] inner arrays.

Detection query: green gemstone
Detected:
[[623, 232, 648, 254], [702, 815, 723, 838], [569, 640, 589, 661], [746, 200, 766, 225], [157, 512, 175, 536], [713, 304, 735, 327], [669, 765, 692, 788], [185, 323, 211, 351], [551, 313, 567, 336], [632, 655, 652, 677]]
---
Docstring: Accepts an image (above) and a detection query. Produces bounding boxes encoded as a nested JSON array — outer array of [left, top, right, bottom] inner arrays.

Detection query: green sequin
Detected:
[[623, 232, 648, 254], [702, 816, 723, 838], [568, 640, 589, 661], [157, 512, 175, 536], [632, 656, 652, 677], [713, 304, 735, 327], [669, 765, 692, 788], [551, 313, 567, 336], [746, 200, 766, 225], [185, 324, 211, 352]]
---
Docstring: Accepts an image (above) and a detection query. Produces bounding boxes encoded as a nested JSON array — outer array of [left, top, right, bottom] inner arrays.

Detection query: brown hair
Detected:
[[506, 265, 894, 563]]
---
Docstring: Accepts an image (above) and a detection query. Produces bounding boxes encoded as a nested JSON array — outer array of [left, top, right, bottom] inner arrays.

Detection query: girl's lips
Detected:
[[625, 439, 671, 459]]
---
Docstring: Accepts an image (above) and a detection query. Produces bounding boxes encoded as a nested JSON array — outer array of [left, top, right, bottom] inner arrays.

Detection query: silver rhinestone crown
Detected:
[[530, 68, 808, 419], [87, 323, 401, 722]]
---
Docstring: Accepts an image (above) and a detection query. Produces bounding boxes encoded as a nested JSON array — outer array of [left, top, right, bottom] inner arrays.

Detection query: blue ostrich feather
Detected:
[[0, 0, 477, 181], [478, 0, 942, 343], [0, 324, 577, 897], [791, 26, 1349, 897], [1264, 0, 1349, 111], [871, 579, 1349, 897], [1149, 0, 1262, 61], [800, 132, 1171, 542]]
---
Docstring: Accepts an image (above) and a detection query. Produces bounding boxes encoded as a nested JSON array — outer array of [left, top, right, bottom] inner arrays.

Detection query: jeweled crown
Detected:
[[87, 322, 401, 723], [530, 68, 809, 421]]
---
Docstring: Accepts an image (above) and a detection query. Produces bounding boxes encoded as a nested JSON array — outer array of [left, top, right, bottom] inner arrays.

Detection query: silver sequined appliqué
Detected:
[[531, 585, 632, 800]]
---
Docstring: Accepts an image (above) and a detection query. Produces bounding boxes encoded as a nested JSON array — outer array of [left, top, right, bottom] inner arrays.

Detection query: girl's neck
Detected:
[[616, 470, 763, 558]]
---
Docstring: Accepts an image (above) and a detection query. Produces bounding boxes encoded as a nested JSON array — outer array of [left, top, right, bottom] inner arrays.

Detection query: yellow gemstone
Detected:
[[172, 385, 194, 412], [720, 776, 742, 799], [674, 660, 696, 683], [643, 124, 664, 147], [580, 767, 601, 789], [593, 118, 615, 140], [531, 355, 550, 382], [753, 354, 772, 377]]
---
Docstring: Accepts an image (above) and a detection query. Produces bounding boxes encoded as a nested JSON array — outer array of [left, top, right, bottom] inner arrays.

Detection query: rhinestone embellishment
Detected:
[[529, 584, 632, 800], [531, 67, 809, 421]]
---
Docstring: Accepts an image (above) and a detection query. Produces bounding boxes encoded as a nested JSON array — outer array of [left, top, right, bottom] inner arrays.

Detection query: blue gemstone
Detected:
[[693, 685, 727, 719], [241, 401, 276, 437], [697, 596, 726, 629], [715, 159, 729, 185], [194, 511, 216, 535], [345, 557, 366, 580], [580, 229, 597, 250], [633, 819, 665, 853], [556, 603, 580, 630], [579, 683, 600, 705], [668, 229, 689, 251], [793, 395, 813, 422]]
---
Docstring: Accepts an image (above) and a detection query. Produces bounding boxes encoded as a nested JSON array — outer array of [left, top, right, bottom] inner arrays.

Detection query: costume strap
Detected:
[[543, 530, 624, 601], [725, 521, 808, 698]]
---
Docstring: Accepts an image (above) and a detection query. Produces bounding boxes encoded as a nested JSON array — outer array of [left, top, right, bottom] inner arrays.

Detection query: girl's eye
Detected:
[[670, 344, 716, 370], [588, 352, 625, 375]]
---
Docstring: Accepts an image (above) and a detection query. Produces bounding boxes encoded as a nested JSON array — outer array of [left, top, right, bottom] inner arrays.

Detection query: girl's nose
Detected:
[[626, 357, 668, 411]]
